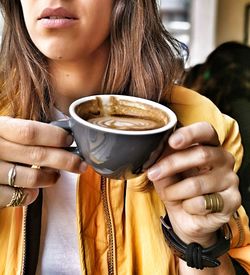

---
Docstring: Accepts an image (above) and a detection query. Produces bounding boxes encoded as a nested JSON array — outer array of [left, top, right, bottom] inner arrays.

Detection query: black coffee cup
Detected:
[[52, 94, 177, 179]]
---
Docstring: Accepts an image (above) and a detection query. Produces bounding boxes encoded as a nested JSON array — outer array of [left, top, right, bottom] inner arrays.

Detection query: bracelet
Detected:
[[160, 214, 231, 270]]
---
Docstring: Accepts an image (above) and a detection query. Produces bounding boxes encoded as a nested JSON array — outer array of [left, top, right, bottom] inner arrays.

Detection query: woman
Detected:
[[0, 1, 249, 274]]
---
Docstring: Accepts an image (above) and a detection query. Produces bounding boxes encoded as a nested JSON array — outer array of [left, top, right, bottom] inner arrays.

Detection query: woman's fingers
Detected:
[[147, 122, 241, 244], [0, 161, 60, 208], [162, 167, 238, 202], [0, 116, 73, 147], [0, 137, 86, 173], [168, 121, 220, 149], [0, 117, 87, 173], [153, 165, 239, 215], [0, 161, 60, 188], [0, 185, 39, 208], [148, 144, 235, 182], [148, 122, 228, 182], [182, 187, 241, 217], [0, 117, 85, 208]]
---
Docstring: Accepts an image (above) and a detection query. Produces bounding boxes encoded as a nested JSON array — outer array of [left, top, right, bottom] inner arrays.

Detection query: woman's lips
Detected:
[[38, 18, 77, 28], [38, 7, 78, 29]]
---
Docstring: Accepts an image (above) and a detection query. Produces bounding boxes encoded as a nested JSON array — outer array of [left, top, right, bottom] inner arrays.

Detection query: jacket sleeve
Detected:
[[169, 86, 243, 170], [220, 114, 250, 274], [228, 206, 250, 273], [169, 86, 250, 273]]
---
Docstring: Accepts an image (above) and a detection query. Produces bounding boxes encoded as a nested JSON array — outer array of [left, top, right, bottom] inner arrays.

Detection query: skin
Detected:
[[0, 1, 241, 274], [20, 0, 112, 111], [148, 122, 239, 274]]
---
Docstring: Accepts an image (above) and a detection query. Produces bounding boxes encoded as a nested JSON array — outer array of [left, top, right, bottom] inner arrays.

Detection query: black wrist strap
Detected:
[[160, 215, 231, 270]]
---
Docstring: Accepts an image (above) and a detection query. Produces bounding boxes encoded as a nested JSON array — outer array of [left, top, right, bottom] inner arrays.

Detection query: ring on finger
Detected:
[[8, 164, 17, 187], [32, 165, 40, 169], [204, 193, 224, 213], [6, 187, 26, 207]]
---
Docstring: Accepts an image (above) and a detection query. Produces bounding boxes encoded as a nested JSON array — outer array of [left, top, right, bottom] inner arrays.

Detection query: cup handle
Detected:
[[50, 119, 81, 157]]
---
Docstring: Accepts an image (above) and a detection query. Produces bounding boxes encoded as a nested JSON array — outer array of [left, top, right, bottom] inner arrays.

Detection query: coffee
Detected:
[[76, 96, 169, 131], [88, 115, 164, 131], [52, 94, 177, 179]]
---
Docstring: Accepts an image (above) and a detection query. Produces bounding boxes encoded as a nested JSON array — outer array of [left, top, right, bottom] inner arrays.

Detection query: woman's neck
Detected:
[[49, 42, 110, 114]]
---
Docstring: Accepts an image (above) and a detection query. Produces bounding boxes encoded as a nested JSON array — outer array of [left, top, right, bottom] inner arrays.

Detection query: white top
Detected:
[[36, 110, 82, 275]]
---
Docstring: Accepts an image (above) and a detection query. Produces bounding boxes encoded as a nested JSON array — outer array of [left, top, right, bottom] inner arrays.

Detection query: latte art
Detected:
[[88, 115, 164, 131]]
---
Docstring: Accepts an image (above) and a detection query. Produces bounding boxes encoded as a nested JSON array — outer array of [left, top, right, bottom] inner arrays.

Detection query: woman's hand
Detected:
[[147, 121, 241, 247], [0, 116, 87, 208]]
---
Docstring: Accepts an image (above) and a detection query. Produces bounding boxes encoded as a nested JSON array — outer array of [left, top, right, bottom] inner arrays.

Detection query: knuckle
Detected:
[[64, 154, 81, 171], [224, 188, 242, 214], [231, 191, 242, 210], [203, 121, 212, 128], [56, 131, 70, 147], [197, 146, 211, 163], [235, 193, 242, 209], [164, 187, 176, 201], [19, 122, 37, 142], [182, 128, 194, 143], [233, 188, 241, 208], [25, 169, 59, 188], [163, 156, 176, 172], [231, 172, 239, 186], [188, 222, 203, 235], [29, 146, 47, 163], [26, 169, 40, 187], [205, 121, 215, 134], [225, 171, 239, 187], [226, 152, 235, 168], [189, 178, 203, 195], [199, 121, 211, 131], [201, 121, 217, 139]]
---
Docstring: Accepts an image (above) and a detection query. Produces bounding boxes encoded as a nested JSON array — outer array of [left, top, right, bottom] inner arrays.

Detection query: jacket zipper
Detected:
[[19, 178, 117, 274], [233, 211, 245, 247], [20, 206, 28, 275], [101, 176, 116, 275]]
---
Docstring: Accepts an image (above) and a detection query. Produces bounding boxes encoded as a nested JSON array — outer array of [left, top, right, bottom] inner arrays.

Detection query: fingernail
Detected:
[[79, 162, 87, 173], [66, 134, 74, 146], [170, 132, 183, 147], [147, 166, 161, 181]]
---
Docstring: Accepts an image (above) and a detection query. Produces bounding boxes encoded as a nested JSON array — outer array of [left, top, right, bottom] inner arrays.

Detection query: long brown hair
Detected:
[[0, 0, 186, 121]]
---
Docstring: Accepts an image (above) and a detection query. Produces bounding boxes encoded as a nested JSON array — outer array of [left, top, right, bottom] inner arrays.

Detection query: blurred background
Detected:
[[159, 0, 250, 66]]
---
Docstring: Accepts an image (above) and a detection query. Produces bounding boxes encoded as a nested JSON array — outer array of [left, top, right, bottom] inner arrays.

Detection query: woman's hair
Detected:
[[0, 0, 186, 121]]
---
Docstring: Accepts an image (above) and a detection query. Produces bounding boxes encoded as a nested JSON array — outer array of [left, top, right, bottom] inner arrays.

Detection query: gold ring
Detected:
[[6, 187, 26, 207], [204, 193, 224, 213], [31, 165, 40, 169], [8, 164, 17, 187]]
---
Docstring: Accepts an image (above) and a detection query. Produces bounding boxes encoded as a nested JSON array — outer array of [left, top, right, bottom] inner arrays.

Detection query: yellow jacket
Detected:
[[0, 86, 250, 274]]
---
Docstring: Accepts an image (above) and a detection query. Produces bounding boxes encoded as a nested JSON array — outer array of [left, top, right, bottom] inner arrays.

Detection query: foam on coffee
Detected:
[[75, 96, 169, 131], [88, 115, 164, 131]]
